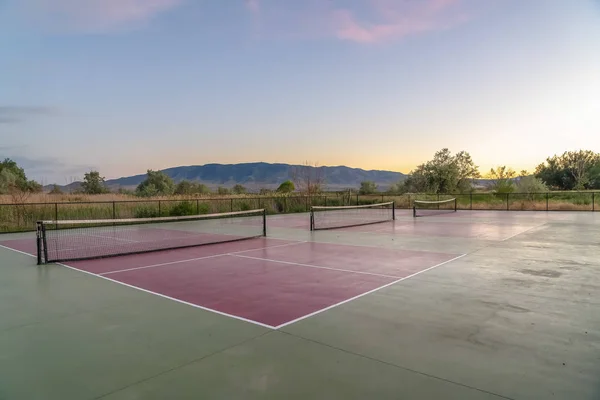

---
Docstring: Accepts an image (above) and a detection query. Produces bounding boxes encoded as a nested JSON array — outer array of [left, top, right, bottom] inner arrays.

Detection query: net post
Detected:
[[158, 200, 161, 216], [112, 201, 116, 219], [310, 208, 314, 231], [54, 203, 58, 222], [546, 192, 549, 211], [506, 193, 509, 211], [454, 198, 457, 212], [412, 206, 416, 218], [593, 192, 595, 211], [36, 221, 43, 265], [262, 209, 267, 236], [392, 201, 396, 220], [41, 222, 48, 264], [470, 193, 473, 210]]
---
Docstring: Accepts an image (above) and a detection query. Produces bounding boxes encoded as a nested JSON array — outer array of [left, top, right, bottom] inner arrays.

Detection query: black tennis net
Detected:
[[413, 198, 457, 217], [310, 202, 395, 231], [36, 209, 266, 264]]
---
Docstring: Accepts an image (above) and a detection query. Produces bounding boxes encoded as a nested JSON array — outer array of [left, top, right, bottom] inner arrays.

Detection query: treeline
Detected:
[[3, 148, 600, 199], [71, 169, 297, 197], [357, 149, 600, 195]]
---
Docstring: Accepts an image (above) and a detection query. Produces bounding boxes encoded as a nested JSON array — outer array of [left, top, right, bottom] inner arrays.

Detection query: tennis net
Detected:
[[36, 209, 266, 264], [413, 198, 457, 217], [310, 202, 395, 231]]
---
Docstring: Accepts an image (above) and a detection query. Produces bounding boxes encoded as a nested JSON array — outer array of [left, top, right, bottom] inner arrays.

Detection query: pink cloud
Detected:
[[23, 0, 183, 33], [245, 0, 470, 44], [332, 0, 467, 44], [245, 0, 260, 15]]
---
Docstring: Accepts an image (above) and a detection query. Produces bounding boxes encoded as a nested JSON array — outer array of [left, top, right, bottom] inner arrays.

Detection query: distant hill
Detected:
[[48, 163, 406, 192]]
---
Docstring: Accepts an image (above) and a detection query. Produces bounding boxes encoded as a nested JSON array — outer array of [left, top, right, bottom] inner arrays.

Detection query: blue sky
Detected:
[[1, 0, 599, 184]]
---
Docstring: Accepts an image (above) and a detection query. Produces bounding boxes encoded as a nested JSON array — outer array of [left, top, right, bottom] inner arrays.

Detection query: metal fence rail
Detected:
[[0, 192, 598, 233]]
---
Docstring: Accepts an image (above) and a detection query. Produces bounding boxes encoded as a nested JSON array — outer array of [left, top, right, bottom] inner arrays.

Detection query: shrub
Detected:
[[134, 206, 160, 218], [276, 180, 295, 193], [198, 203, 210, 214], [169, 201, 196, 216]]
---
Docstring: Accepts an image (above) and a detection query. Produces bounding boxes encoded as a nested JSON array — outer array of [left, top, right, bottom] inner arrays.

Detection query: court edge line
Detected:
[[231, 254, 402, 279], [59, 263, 277, 329], [1, 247, 278, 330], [0, 244, 34, 258], [500, 223, 546, 242], [0, 242, 281, 330], [99, 240, 308, 276], [273, 253, 467, 330]]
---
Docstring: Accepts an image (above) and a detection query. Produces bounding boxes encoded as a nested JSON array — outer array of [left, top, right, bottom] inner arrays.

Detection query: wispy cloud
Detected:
[[244, 0, 471, 44], [18, 0, 184, 34], [333, 0, 469, 43], [0, 106, 56, 124]]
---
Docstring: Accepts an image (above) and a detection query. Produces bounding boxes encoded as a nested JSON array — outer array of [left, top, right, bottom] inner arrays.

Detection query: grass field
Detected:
[[0, 191, 598, 233]]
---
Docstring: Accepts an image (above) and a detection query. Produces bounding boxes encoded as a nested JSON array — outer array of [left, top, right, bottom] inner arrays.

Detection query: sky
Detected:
[[1, 0, 599, 184]]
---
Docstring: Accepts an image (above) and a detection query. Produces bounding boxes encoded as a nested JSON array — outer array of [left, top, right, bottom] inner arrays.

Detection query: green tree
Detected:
[[0, 158, 27, 184], [535, 150, 600, 190], [487, 166, 516, 193], [81, 171, 109, 194], [136, 170, 174, 197], [276, 180, 295, 193], [49, 184, 63, 195], [359, 181, 378, 195], [404, 149, 480, 193], [174, 180, 193, 195], [0, 158, 42, 192], [174, 180, 211, 195], [516, 175, 547, 199], [0, 169, 18, 194], [232, 184, 247, 195]]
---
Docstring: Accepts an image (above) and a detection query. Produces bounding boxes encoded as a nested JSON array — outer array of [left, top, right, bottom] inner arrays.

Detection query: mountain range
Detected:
[[53, 163, 407, 192]]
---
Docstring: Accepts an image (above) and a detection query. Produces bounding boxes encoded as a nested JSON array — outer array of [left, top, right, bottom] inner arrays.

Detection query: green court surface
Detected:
[[0, 210, 599, 399]]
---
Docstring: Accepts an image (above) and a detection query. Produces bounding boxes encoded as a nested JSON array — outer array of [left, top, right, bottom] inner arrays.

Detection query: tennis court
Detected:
[[0, 203, 599, 399]]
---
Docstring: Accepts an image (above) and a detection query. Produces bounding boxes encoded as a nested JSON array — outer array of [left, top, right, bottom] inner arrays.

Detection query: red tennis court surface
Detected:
[[0, 236, 461, 328]]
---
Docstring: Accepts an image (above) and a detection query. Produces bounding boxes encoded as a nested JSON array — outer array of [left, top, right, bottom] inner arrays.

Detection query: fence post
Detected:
[[546, 192, 549, 211], [230, 198, 234, 212], [593, 192, 595, 211], [112, 201, 116, 219], [356, 194, 359, 205], [196, 199, 199, 214], [284, 197, 287, 213], [54, 203, 58, 222], [158, 200, 161, 216]]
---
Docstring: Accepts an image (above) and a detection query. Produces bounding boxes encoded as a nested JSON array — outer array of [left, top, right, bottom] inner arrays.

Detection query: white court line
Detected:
[[274, 253, 468, 329], [231, 254, 402, 279], [100, 240, 308, 276], [1, 241, 467, 330], [500, 223, 546, 242], [0, 244, 36, 258], [0, 244, 276, 329]]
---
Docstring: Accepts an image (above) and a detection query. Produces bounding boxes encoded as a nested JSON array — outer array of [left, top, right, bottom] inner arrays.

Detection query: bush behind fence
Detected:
[[0, 192, 598, 233]]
